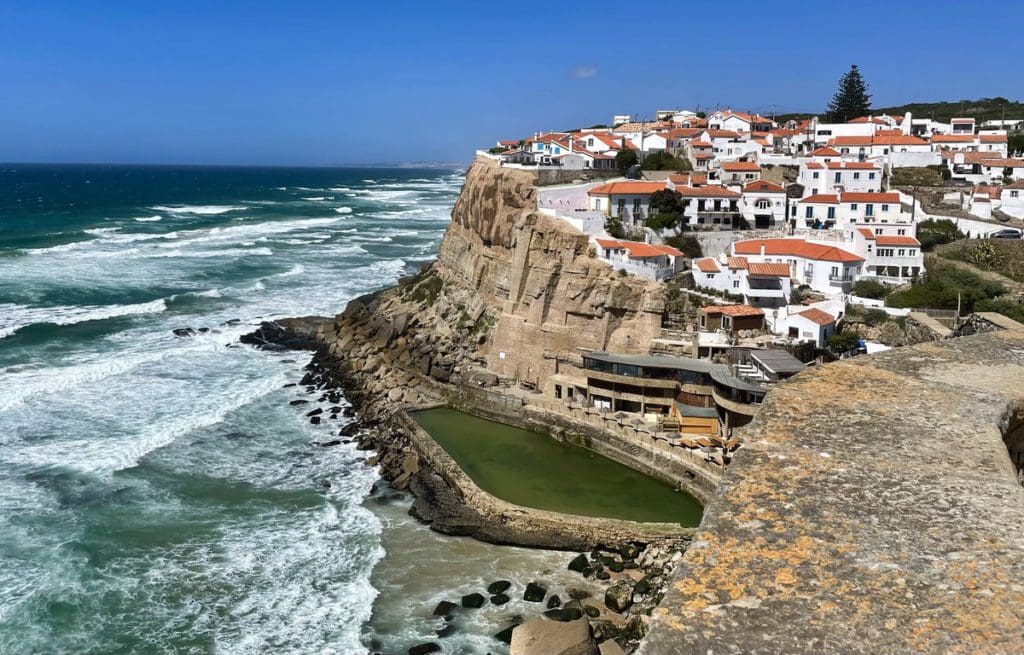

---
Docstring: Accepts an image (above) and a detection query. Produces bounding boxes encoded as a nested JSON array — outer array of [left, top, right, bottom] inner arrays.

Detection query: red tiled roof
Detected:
[[829, 136, 873, 146], [596, 239, 683, 259], [799, 194, 839, 204], [695, 258, 720, 273], [931, 135, 976, 143], [720, 161, 760, 172], [689, 140, 712, 148], [733, 238, 863, 263], [981, 134, 1008, 143], [747, 262, 792, 277], [703, 304, 765, 317], [726, 256, 748, 269], [857, 228, 876, 240], [848, 116, 889, 125], [796, 308, 836, 325], [707, 130, 742, 139], [807, 147, 841, 157], [743, 180, 785, 193], [840, 192, 900, 203], [588, 181, 665, 196], [872, 134, 929, 146], [1005, 179, 1024, 190], [875, 235, 920, 246], [805, 162, 824, 170]]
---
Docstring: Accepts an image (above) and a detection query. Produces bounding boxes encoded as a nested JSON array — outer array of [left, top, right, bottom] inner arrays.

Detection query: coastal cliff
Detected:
[[297, 157, 675, 547]]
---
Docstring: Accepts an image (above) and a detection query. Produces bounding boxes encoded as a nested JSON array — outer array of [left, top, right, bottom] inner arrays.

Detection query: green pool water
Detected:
[[411, 408, 703, 526]]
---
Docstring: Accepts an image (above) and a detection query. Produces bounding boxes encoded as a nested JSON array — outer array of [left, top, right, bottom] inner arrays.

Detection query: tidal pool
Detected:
[[411, 408, 703, 526]]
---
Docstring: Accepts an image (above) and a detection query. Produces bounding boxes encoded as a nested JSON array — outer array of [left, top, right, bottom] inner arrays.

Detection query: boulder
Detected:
[[487, 580, 512, 595], [309, 416, 321, 425], [172, 327, 196, 337], [461, 592, 486, 609], [509, 617, 598, 655], [543, 607, 583, 622], [407, 643, 440, 655], [598, 639, 627, 655], [289, 399, 309, 406], [523, 582, 547, 603], [490, 593, 510, 606], [604, 582, 632, 614], [547, 595, 562, 609], [568, 554, 590, 574], [431, 600, 456, 617]]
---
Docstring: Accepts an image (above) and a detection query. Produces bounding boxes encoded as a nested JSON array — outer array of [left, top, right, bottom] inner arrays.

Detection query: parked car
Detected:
[[989, 228, 1022, 239]]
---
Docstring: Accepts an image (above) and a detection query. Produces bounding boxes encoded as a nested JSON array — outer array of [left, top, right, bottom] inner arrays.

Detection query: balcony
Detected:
[[829, 275, 855, 292]]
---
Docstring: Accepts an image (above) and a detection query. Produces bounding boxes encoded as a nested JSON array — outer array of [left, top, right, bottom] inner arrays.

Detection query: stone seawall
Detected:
[[394, 409, 693, 550], [639, 330, 1024, 655]]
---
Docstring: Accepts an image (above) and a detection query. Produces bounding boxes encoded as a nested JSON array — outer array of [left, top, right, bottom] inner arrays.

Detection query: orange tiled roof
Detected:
[[743, 180, 785, 193], [695, 258, 720, 273], [796, 307, 836, 325], [726, 256, 748, 269], [858, 228, 876, 240], [931, 134, 976, 143], [807, 147, 841, 157], [840, 192, 900, 203], [747, 262, 791, 277], [826, 161, 879, 170], [720, 161, 760, 172], [981, 134, 1008, 143], [799, 193, 839, 204], [733, 238, 863, 263], [588, 181, 665, 196], [875, 235, 920, 246], [595, 239, 683, 259]]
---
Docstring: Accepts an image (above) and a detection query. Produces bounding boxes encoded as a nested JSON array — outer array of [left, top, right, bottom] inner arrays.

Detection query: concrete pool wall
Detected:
[[394, 408, 696, 550]]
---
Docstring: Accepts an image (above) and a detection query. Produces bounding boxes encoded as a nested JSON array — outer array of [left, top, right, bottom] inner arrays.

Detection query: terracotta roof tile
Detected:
[[726, 256, 748, 269], [733, 238, 863, 263], [743, 180, 785, 193], [796, 307, 836, 325], [720, 161, 760, 172], [588, 181, 665, 196], [875, 235, 919, 246], [695, 258, 720, 273], [747, 262, 792, 277], [704, 304, 765, 317], [840, 192, 900, 203]]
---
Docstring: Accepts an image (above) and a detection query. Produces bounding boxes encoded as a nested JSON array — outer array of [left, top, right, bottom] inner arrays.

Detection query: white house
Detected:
[[692, 255, 792, 308], [1000, 180, 1024, 219], [672, 184, 742, 229], [718, 160, 761, 184], [852, 227, 924, 283], [731, 238, 865, 295], [772, 305, 838, 347], [796, 191, 903, 229], [799, 161, 882, 196], [595, 239, 684, 281], [587, 180, 666, 224], [740, 180, 787, 229], [707, 111, 773, 134]]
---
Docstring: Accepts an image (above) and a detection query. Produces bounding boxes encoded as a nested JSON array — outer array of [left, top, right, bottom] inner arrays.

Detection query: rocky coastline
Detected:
[[235, 157, 708, 652]]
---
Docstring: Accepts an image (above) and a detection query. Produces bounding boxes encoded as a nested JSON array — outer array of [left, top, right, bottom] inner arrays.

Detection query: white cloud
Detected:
[[570, 66, 598, 80]]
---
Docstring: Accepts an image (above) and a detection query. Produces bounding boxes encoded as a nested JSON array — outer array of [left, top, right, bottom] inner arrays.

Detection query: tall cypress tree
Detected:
[[825, 65, 871, 122]]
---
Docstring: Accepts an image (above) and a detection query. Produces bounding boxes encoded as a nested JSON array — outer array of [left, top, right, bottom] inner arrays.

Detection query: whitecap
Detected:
[[0, 299, 168, 341], [150, 205, 246, 215], [333, 207, 353, 214], [133, 215, 163, 222], [301, 197, 326, 202]]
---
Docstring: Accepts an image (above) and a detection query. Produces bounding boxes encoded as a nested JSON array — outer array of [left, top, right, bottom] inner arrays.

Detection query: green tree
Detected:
[[646, 212, 682, 234], [1009, 134, 1024, 156], [664, 235, 702, 258], [825, 65, 871, 122], [852, 279, 889, 299], [649, 189, 685, 215], [615, 149, 638, 175], [604, 215, 626, 239], [827, 330, 862, 354], [916, 219, 965, 251], [640, 151, 692, 171]]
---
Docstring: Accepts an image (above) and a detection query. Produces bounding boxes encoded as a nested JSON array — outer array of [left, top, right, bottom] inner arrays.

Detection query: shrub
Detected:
[[862, 308, 889, 325], [885, 262, 1006, 311], [852, 278, 889, 299], [975, 297, 1024, 323], [827, 330, 861, 353], [664, 235, 702, 258], [916, 219, 965, 251], [605, 216, 626, 239], [615, 150, 638, 175]]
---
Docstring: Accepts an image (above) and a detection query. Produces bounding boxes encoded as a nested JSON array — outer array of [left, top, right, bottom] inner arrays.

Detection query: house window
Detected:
[[827, 207, 835, 219], [813, 172, 820, 179], [869, 172, 876, 179], [875, 228, 883, 235], [554, 384, 562, 399], [595, 199, 602, 210], [854, 172, 861, 180], [617, 199, 626, 216], [733, 280, 740, 289], [865, 204, 874, 216], [850, 203, 858, 210], [633, 198, 642, 213], [831, 266, 839, 277], [834, 172, 841, 184], [898, 249, 906, 256], [1012, 191, 1020, 198], [805, 207, 813, 218], [756, 199, 770, 209], [897, 228, 905, 235], [881, 204, 889, 212]]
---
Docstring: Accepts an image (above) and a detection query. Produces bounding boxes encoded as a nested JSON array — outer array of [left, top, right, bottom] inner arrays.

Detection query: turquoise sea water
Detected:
[[0, 164, 527, 654]]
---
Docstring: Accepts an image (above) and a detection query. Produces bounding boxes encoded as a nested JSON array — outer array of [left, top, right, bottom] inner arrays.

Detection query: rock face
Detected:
[[639, 331, 1024, 655], [510, 617, 598, 655]]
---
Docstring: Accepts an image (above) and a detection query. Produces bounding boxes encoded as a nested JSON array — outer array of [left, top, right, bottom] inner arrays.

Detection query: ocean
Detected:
[[0, 165, 586, 654]]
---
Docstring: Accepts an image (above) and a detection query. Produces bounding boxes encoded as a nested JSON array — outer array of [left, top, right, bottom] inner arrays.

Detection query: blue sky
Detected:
[[0, 0, 1019, 165]]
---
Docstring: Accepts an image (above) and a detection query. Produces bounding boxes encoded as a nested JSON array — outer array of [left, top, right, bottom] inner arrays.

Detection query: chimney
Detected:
[[760, 243, 766, 256], [903, 111, 912, 136]]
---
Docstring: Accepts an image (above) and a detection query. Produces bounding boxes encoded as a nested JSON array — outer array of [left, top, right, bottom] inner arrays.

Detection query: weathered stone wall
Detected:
[[639, 331, 1024, 655]]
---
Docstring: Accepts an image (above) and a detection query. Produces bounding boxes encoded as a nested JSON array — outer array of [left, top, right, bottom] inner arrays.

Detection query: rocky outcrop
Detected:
[[510, 617, 598, 655]]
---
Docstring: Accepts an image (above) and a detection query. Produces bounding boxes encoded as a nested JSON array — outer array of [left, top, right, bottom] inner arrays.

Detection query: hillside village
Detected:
[[473, 86, 1024, 470]]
